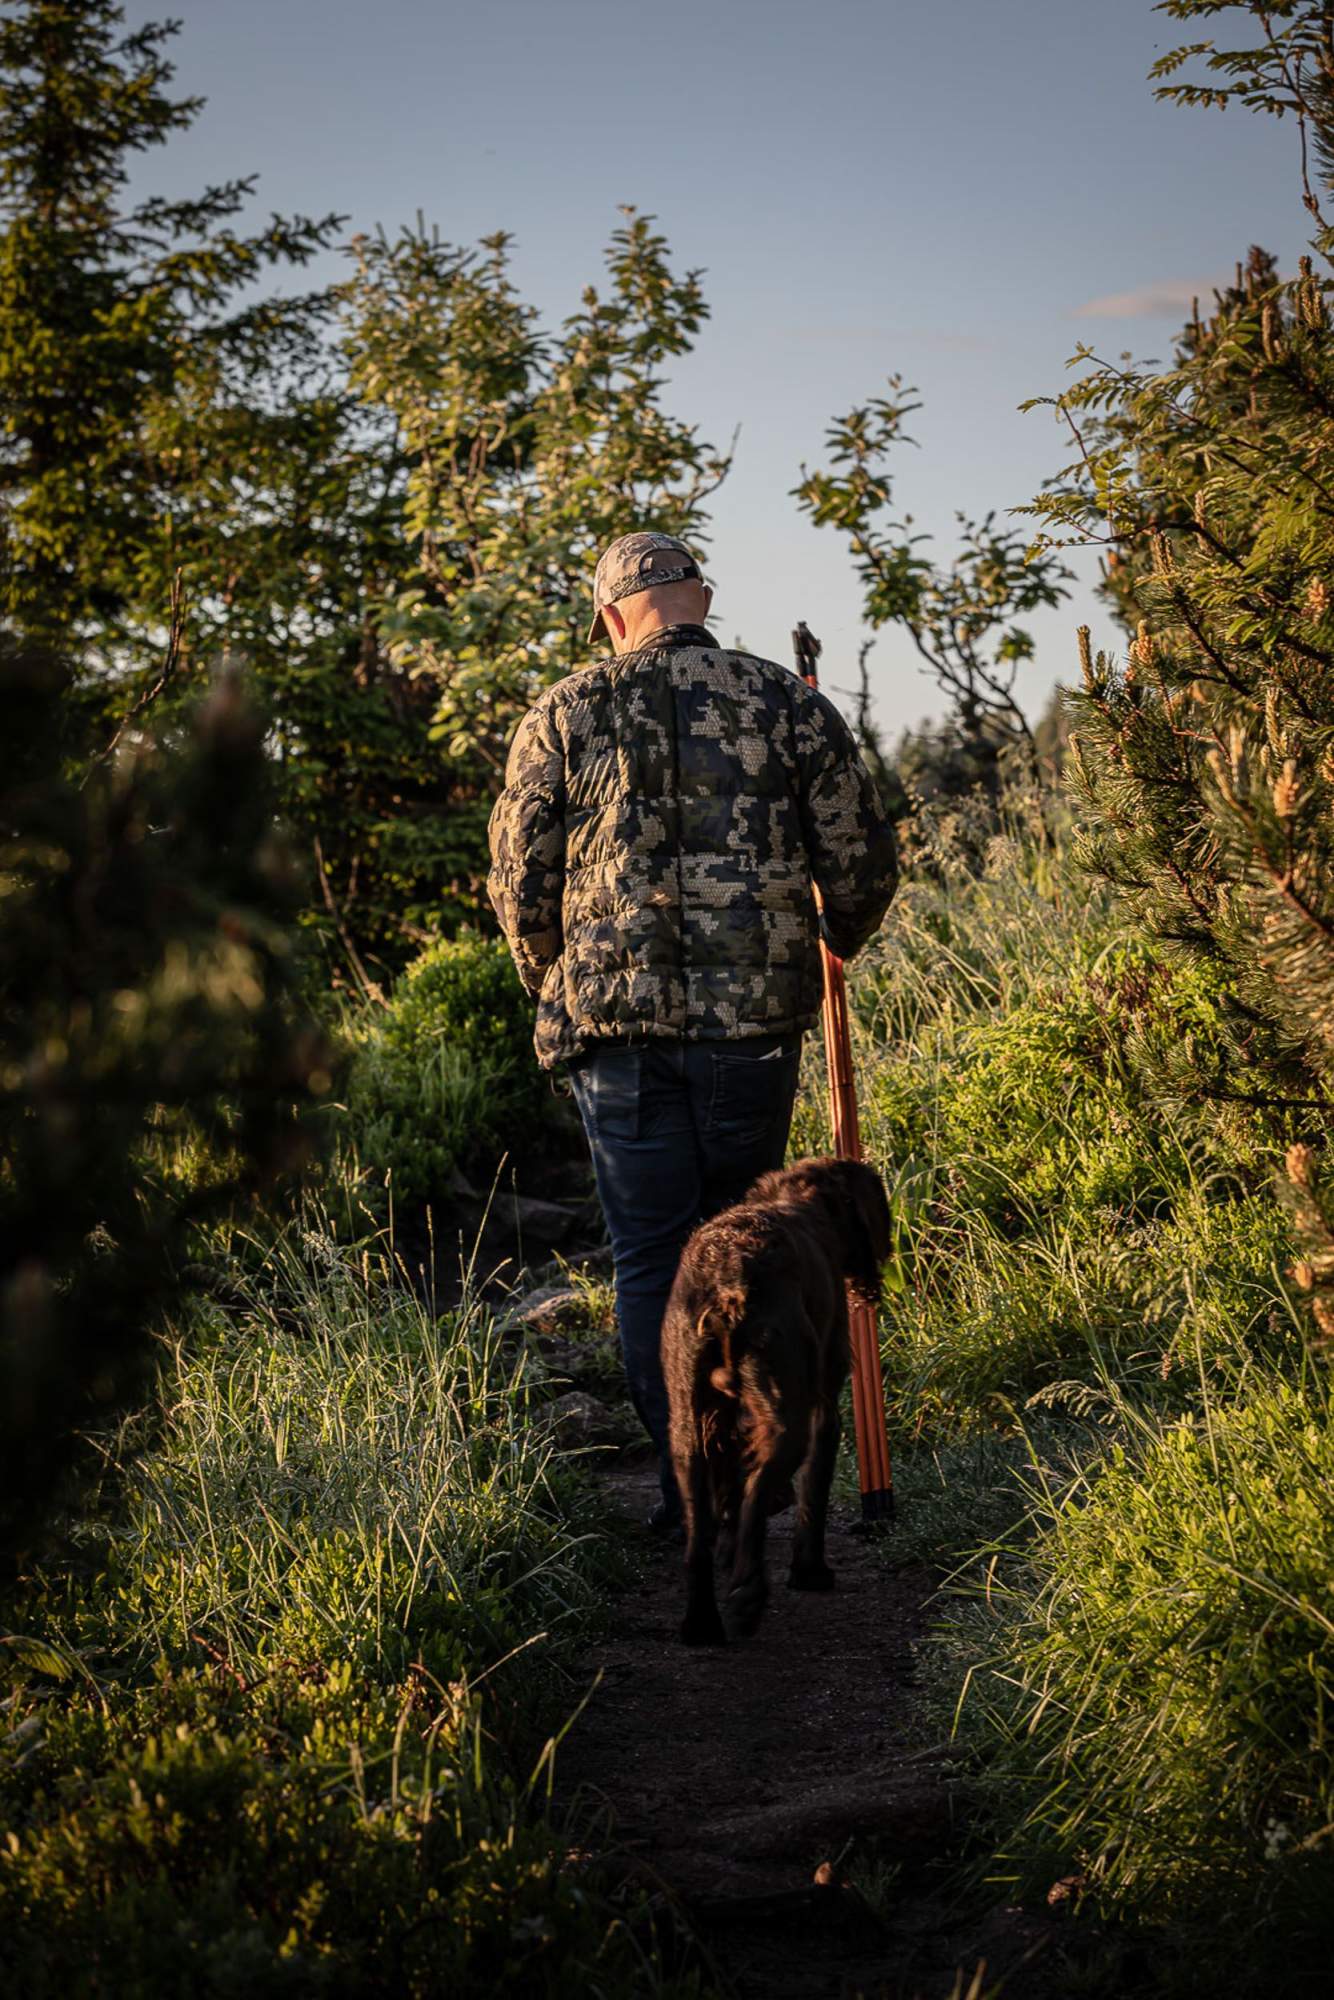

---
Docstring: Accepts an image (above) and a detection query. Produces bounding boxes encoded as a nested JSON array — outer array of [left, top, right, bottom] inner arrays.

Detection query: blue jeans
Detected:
[[568, 1034, 802, 1513]]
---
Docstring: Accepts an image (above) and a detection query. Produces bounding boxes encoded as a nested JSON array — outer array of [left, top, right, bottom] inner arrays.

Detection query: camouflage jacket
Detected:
[[487, 624, 898, 1068]]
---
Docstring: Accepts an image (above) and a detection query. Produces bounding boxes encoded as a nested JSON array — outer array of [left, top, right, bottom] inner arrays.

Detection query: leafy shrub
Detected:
[[382, 931, 537, 1068], [342, 933, 564, 1209]]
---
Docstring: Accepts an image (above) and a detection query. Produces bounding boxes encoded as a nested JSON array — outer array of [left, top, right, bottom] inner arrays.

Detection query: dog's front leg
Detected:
[[789, 1399, 840, 1591], [676, 1438, 726, 1646]]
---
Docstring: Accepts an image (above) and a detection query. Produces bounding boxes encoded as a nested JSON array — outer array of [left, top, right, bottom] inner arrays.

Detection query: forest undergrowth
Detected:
[[3, 795, 1331, 1997]]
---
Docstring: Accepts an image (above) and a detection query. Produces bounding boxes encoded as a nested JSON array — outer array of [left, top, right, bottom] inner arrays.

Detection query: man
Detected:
[[488, 531, 898, 1526]]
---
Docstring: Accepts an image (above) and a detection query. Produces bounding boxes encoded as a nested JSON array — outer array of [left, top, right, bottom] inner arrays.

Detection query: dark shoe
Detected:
[[681, 1606, 727, 1646], [788, 1558, 836, 1592]]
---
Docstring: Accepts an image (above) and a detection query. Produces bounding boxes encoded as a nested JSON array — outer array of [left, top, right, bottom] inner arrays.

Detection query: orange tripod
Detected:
[[793, 622, 894, 1525]]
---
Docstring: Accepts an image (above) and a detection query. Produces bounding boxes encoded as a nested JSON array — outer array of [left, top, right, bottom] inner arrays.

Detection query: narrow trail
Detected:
[[555, 1457, 1059, 2000]]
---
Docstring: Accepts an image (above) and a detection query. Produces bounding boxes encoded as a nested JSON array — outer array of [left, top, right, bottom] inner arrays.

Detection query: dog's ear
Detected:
[[832, 1160, 892, 1306]]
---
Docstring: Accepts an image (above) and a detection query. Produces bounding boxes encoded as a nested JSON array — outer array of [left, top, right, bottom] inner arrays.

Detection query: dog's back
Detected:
[[664, 1201, 839, 1405]]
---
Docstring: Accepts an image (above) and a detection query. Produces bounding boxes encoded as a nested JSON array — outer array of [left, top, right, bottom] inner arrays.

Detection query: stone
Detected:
[[543, 1390, 624, 1447], [508, 1284, 587, 1339]]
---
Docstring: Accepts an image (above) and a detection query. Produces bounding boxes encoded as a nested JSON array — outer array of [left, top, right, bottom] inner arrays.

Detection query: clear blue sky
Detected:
[[140, 0, 1307, 735]]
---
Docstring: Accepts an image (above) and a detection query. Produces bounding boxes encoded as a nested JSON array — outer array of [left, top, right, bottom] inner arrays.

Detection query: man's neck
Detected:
[[620, 619, 716, 652]]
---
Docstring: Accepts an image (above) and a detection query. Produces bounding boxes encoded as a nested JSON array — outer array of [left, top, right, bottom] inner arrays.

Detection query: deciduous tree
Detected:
[[794, 381, 1071, 796], [344, 208, 731, 779]]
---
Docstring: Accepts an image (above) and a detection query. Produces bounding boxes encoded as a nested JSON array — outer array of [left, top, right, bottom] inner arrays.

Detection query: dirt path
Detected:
[[555, 1458, 1058, 2000]]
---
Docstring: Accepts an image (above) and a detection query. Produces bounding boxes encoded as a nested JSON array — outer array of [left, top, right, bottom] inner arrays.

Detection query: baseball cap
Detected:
[[586, 531, 704, 646]]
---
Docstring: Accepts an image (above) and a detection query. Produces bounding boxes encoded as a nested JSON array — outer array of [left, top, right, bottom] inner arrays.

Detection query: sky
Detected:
[[137, 0, 1310, 736]]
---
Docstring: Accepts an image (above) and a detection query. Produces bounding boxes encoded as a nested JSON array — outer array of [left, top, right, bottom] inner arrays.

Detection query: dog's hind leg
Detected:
[[715, 1450, 742, 1574], [789, 1399, 840, 1591], [675, 1428, 727, 1647], [726, 1413, 809, 1637]]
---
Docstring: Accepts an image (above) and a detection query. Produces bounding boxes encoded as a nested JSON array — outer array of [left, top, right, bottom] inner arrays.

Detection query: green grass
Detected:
[[0, 1214, 695, 1997], [9, 786, 1330, 1993], [973, 1362, 1334, 1933]]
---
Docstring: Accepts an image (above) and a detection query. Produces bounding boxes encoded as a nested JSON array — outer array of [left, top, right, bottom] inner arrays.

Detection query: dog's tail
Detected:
[[699, 1289, 749, 1398]]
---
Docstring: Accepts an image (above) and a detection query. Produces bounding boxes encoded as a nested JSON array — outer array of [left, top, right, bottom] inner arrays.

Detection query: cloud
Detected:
[[1073, 278, 1224, 320]]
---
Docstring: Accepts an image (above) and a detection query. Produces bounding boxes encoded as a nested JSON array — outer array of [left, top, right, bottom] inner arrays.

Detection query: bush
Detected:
[[341, 933, 563, 1210]]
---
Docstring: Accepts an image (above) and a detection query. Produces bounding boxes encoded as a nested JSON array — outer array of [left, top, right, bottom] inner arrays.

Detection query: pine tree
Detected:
[[0, 2, 486, 970], [1025, 0, 1334, 1338], [0, 628, 329, 1559], [0, 0, 341, 666]]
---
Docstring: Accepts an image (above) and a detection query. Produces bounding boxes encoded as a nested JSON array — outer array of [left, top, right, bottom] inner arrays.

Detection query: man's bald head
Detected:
[[604, 574, 713, 653]]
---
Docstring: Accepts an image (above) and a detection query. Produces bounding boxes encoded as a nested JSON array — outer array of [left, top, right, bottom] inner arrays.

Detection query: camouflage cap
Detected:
[[587, 531, 703, 645]]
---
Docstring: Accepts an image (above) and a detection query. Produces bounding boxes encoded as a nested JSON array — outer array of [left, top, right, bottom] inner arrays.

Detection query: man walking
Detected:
[[488, 532, 898, 1526]]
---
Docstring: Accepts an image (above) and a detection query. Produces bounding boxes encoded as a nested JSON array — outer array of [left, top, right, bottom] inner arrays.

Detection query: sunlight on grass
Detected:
[[0, 1213, 689, 1996], [801, 795, 1334, 1973]]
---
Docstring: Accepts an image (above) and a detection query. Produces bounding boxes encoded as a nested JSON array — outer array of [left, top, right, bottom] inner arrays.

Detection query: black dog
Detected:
[[661, 1157, 891, 1645]]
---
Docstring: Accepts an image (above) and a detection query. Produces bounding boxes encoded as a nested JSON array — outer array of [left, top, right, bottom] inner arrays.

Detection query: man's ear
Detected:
[[701, 584, 714, 618], [604, 601, 627, 651]]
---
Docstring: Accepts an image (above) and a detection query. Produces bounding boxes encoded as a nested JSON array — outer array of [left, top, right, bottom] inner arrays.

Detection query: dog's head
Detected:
[[760, 1156, 892, 1306]]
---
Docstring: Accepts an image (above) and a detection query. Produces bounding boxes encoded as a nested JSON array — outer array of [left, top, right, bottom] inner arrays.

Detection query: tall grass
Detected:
[[975, 1359, 1334, 1943], [95, 1220, 596, 1677], [794, 796, 1296, 1424], [0, 1214, 684, 1997]]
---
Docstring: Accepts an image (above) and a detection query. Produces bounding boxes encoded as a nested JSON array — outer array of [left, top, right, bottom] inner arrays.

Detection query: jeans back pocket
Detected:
[[707, 1040, 800, 1145], [583, 1046, 642, 1142]]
